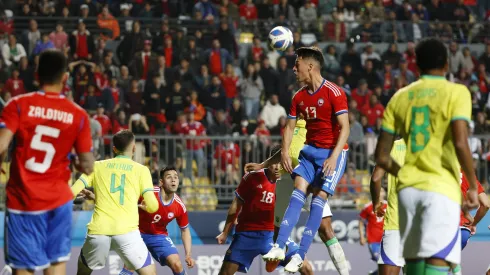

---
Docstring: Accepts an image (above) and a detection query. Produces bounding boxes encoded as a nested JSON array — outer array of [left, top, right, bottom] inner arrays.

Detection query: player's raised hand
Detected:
[[322, 156, 338, 177], [81, 189, 95, 200], [465, 187, 480, 210], [281, 151, 293, 174], [375, 203, 385, 218], [138, 200, 147, 211], [216, 232, 228, 245], [185, 255, 195, 268], [244, 162, 264, 173]]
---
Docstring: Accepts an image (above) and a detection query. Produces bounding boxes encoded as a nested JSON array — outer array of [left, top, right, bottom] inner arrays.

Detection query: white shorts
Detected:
[[377, 230, 405, 267], [398, 187, 461, 264], [80, 230, 153, 270], [274, 179, 332, 227]]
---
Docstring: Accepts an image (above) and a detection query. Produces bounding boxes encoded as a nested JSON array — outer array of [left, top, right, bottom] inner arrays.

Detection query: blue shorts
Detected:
[[461, 228, 471, 250], [141, 233, 179, 266], [369, 242, 381, 262], [5, 200, 73, 270], [292, 145, 348, 195], [224, 231, 298, 273]]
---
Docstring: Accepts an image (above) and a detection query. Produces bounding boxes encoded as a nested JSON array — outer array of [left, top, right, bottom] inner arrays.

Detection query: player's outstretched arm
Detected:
[[71, 174, 93, 199], [181, 227, 195, 268], [0, 129, 13, 156], [244, 148, 282, 173], [281, 119, 296, 174], [76, 152, 95, 175], [471, 192, 490, 227], [358, 219, 366, 246], [370, 166, 385, 215], [374, 131, 400, 177], [451, 120, 479, 209], [216, 197, 242, 244]]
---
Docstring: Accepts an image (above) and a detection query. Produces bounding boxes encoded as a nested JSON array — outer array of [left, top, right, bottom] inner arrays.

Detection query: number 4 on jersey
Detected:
[[111, 173, 126, 205]]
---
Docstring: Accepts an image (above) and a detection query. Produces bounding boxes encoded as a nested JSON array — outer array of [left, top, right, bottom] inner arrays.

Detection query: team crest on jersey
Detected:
[[299, 101, 304, 106], [168, 212, 174, 219], [318, 98, 324, 106]]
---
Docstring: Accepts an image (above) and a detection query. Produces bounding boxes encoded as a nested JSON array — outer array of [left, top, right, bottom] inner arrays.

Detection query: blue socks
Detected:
[[173, 270, 186, 275], [277, 189, 306, 249], [119, 268, 133, 275], [298, 196, 326, 259]]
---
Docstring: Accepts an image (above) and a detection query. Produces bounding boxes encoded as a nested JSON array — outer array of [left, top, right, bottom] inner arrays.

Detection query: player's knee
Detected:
[[168, 260, 183, 273], [318, 218, 335, 241]]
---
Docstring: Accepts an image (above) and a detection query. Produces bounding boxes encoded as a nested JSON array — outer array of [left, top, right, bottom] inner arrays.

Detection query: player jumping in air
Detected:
[[359, 188, 387, 275], [262, 47, 350, 273], [245, 117, 349, 275], [375, 38, 479, 275], [216, 146, 313, 275], [370, 139, 406, 275], [119, 166, 196, 275], [451, 172, 489, 275], [71, 130, 159, 275], [0, 50, 95, 275]]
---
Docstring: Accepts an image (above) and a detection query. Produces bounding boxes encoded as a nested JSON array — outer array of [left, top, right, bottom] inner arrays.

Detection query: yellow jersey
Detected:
[[382, 75, 472, 204], [384, 139, 406, 230], [289, 119, 307, 167], [71, 155, 158, 235]]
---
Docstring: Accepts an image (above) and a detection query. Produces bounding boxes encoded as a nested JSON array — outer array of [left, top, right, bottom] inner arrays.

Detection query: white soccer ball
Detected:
[[268, 26, 293, 51]]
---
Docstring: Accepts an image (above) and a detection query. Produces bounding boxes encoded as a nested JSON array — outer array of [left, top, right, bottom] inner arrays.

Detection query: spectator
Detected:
[[194, 0, 218, 20], [118, 4, 134, 33], [152, 22, 172, 53], [97, 6, 120, 40], [241, 63, 264, 119], [449, 42, 465, 75], [117, 21, 148, 66], [172, 112, 187, 135], [118, 65, 133, 95], [81, 84, 98, 113], [324, 45, 341, 76], [166, 81, 190, 122], [128, 114, 150, 164], [378, 84, 392, 107], [138, 2, 154, 20], [92, 39, 106, 65], [163, 35, 180, 68], [213, 139, 240, 185], [259, 57, 279, 99], [426, 0, 446, 21], [209, 109, 232, 136], [260, 94, 287, 130], [220, 0, 240, 21], [69, 21, 95, 61], [369, 0, 385, 22], [100, 77, 120, 112], [18, 57, 34, 92], [239, 0, 258, 21], [274, 0, 297, 21], [337, 164, 361, 196], [220, 63, 239, 109], [175, 58, 194, 91], [449, 0, 471, 21], [4, 68, 26, 97], [154, 55, 172, 89], [413, 1, 429, 21], [21, 19, 40, 57], [462, 47, 476, 73], [254, 120, 271, 147], [405, 13, 428, 43], [2, 34, 27, 67], [456, 69, 472, 87], [360, 43, 381, 68], [229, 99, 246, 134], [348, 112, 364, 144], [93, 103, 112, 153], [126, 79, 144, 115], [362, 60, 382, 90], [403, 41, 417, 75], [182, 112, 207, 178], [474, 112, 490, 134], [181, 37, 203, 74], [394, 59, 416, 85], [206, 38, 233, 76], [361, 94, 385, 126], [479, 44, 490, 73], [185, 90, 206, 122], [473, 63, 490, 98], [249, 36, 265, 64], [351, 79, 372, 109], [195, 64, 212, 95], [129, 40, 158, 81], [100, 54, 120, 79], [299, 0, 317, 31], [49, 23, 68, 51], [206, 76, 227, 112], [381, 10, 406, 42], [336, 75, 351, 95], [341, 64, 359, 89], [378, 61, 395, 91], [276, 55, 295, 109], [381, 43, 402, 69]]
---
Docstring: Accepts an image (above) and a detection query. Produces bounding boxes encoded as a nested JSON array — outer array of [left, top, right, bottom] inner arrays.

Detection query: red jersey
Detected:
[[289, 80, 348, 149], [235, 169, 276, 232], [360, 103, 385, 126], [139, 187, 190, 235], [213, 143, 240, 171], [181, 121, 206, 150], [351, 88, 372, 110], [460, 172, 485, 227], [0, 92, 92, 211], [359, 201, 387, 243], [4, 78, 26, 97]]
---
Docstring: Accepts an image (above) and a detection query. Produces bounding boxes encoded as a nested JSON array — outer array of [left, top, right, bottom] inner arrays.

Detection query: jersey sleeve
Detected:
[[140, 167, 159, 213], [329, 85, 349, 115], [0, 97, 20, 133], [235, 174, 251, 202], [450, 86, 472, 123], [75, 111, 94, 154], [177, 207, 190, 229], [359, 204, 370, 220], [71, 172, 94, 199], [288, 92, 300, 119], [381, 96, 397, 135]]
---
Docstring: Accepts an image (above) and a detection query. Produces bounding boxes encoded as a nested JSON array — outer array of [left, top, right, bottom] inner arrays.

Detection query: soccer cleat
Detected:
[[262, 244, 286, 261], [284, 254, 303, 273]]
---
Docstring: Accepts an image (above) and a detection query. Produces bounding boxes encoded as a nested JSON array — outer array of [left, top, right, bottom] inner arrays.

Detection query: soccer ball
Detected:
[[268, 26, 293, 51]]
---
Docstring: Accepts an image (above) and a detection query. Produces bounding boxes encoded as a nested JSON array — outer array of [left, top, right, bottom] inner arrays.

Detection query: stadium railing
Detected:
[[10, 16, 490, 45], [1, 134, 489, 211]]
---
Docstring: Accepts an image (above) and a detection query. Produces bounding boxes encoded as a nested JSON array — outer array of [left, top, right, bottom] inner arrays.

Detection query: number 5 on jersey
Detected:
[[111, 173, 126, 205]]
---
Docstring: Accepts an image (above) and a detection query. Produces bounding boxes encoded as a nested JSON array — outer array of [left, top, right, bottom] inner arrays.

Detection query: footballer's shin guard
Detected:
[[326, 238, 350, 275]]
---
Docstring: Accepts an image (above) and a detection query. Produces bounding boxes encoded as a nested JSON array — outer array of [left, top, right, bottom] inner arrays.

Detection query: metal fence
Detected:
[[10, 16, 490, 45], [1, 134, 489, 211]]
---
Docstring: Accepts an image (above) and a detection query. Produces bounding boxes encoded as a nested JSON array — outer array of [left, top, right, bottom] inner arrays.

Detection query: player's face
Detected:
[[161, 170, 179, 193], [269, 163, 281, 179], [293, 57, 309, 83]]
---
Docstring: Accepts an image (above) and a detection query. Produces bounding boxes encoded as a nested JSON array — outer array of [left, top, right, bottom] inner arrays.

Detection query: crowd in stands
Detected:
[[1, 0, 490, 207]]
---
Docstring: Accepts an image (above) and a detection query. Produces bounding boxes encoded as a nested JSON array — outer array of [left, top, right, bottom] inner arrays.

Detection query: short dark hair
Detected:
[[160, 166, 178, 178], [415, 38, 448, 74], [270, 144, 281, 158], [296, 47, 324, 68], [37, 50, 68, 85], [112, 130, 135, 153]]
